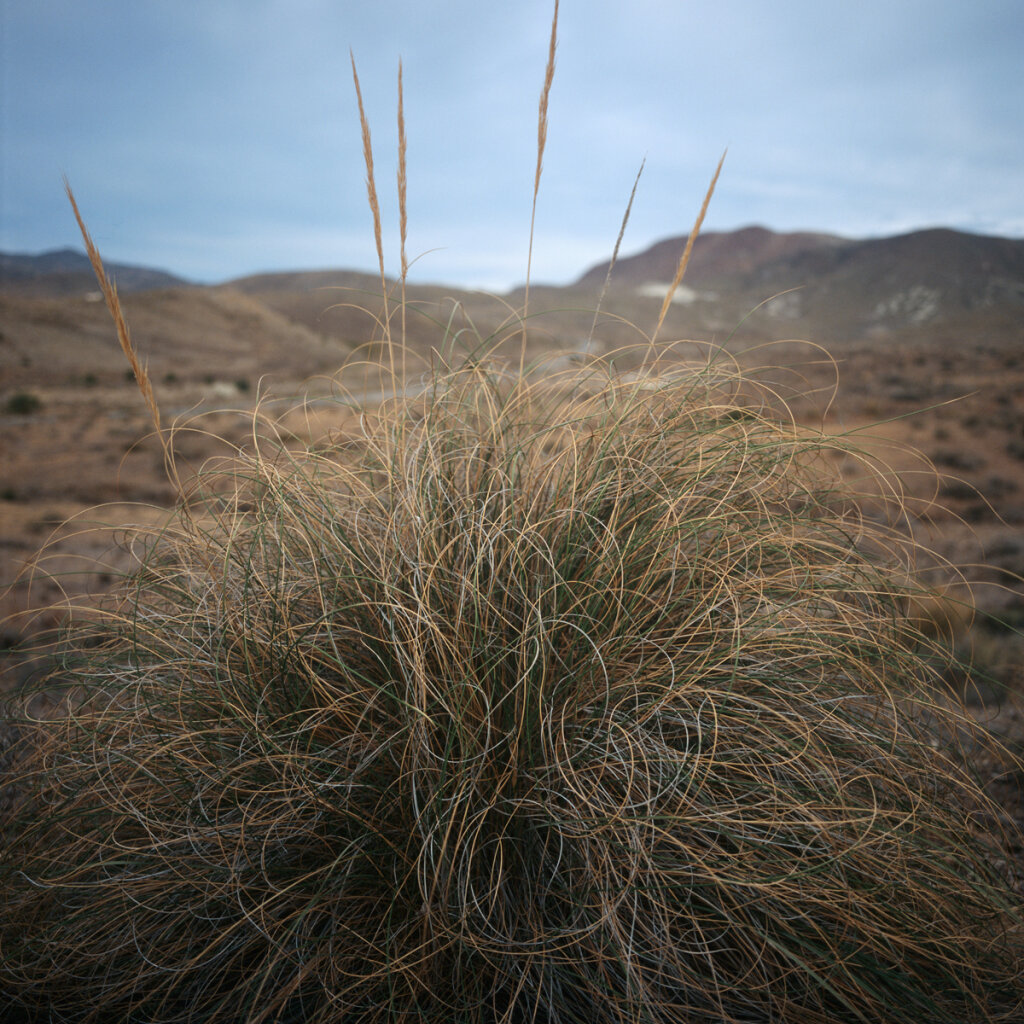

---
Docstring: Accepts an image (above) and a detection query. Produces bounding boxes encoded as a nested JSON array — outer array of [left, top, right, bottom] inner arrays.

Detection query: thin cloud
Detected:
[[2, 1, 1021, 289]]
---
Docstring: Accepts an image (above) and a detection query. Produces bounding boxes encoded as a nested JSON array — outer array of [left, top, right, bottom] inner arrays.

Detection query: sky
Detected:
[[2, 0, 1022, 291]]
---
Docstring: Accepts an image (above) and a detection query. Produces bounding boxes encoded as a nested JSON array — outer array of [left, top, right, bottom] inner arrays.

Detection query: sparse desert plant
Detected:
[[4, 390, 42, 415]]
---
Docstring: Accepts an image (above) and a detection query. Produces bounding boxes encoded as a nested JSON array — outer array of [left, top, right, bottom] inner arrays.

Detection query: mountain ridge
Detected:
[[0, 247, 192, 296], [574, 225, 1024, 339], [4, 225, 1023, 341]]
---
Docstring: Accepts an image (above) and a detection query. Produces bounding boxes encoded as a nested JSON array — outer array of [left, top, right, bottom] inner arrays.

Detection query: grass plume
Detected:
[[652, 150, 726, 344], [587, 157, 645, 347], [64, 180, 161, 438], [522, 0, 559, 361], [397, 58, 409, 354], [63, 179, 194, 504], [351, 51, 390, 361]]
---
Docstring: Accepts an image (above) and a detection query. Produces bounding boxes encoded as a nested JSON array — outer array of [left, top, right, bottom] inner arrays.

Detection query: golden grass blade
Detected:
[[397, 58, 409, 362], [64, 180, 162, 438], [350, 51, 391, 361], [652, 149, 726, 344], [522, 0, 559, 361], [587, 157, 645, 348]]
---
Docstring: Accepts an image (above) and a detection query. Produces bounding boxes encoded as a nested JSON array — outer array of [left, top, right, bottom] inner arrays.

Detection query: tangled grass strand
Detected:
[[1, 356, 1021, 1024]]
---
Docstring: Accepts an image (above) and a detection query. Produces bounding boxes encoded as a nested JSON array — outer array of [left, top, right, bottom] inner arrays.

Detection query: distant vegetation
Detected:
[[3, 391, 41, 414]]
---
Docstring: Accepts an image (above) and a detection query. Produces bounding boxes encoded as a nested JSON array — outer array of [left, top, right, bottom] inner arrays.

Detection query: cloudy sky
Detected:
[[2, 0, 1022, 290]]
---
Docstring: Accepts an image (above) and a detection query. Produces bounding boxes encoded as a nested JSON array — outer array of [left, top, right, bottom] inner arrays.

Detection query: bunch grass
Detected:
[[2, 349, 1022, 1023]]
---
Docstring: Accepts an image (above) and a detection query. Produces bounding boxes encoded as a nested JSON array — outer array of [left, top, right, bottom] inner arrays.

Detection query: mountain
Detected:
[[0, 248, 191, 297], [576, 226, 847, 289], [575, 225, 1024, 339], [6, 226, 1022, 343]]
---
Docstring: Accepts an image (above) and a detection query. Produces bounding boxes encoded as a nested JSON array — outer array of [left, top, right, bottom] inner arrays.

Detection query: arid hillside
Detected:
[[576, 225, 1024, 342], [0, 247, 191, 298]]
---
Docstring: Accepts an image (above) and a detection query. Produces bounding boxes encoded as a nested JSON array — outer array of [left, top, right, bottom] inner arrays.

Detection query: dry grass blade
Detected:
[[350, 51, 390, 358], [521, 0, 559, 361], [64, 180, 162, 437], [652, 149, 726, 344], [587, 157, 645, 347], [397, 58, 409, 355]]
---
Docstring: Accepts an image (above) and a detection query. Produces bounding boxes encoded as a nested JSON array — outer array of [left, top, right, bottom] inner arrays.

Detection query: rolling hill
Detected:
[[4, 224, 1023, 348], [574, 225, 1024, 340], [0, 248, 192, 297]]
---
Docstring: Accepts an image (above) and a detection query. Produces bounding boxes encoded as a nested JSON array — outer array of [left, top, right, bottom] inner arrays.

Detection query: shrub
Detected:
[[2, 355, 1022, 1023], [3, 391, 42, 415]]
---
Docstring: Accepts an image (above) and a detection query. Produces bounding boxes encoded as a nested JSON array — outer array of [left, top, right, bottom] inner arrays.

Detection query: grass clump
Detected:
[[4, 391, 42, 415], [2, 352, 1022, 1023]]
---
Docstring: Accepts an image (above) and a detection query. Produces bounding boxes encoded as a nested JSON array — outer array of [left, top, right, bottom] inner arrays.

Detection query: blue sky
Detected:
[[2, 0, 1022, 289]]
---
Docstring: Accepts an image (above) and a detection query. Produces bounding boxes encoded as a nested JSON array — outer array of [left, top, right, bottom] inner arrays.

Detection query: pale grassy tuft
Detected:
[[4, 19, 1020, 1024]]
